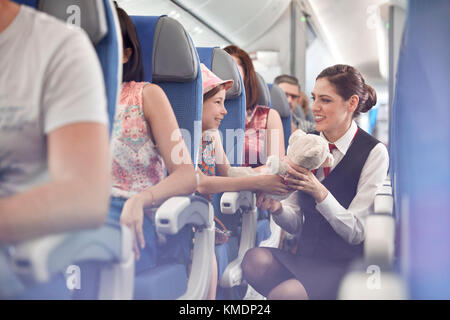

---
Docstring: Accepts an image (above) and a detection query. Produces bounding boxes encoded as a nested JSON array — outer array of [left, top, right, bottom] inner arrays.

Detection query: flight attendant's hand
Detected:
[[284, 163, 329, 203], [256, 192, 283, 215], [120, 196, 146, 261]]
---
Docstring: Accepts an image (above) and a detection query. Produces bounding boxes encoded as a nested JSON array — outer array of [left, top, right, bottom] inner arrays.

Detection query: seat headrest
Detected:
[[211, 48, 242, 99], [152, 16, 198, 82], [256, 72, 271, 106], [269, 84, 290, 118], [37, 0, 108, 44]]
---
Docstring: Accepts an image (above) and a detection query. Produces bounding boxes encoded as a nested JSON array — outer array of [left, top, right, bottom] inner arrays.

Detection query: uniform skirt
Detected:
[[266, 247, 350, 300]]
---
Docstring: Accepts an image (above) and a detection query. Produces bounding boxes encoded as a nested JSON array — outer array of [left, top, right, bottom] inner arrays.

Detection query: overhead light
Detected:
[[375, 3, 390, 80], [308, 1, 344, 63], [168, 10, 181, 19]]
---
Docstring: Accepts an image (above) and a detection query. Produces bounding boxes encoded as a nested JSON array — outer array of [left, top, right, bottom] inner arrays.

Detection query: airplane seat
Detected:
[[130, 15, 214, 300], [2, 0, 134, 300], [268, 83, 291, 150], [197, 47, 247, 298], [253, 73, 277, 245], [337, 177, 406, 299], [389, 0, 450, 299], [210, 72, 278, 296], [253, 82, 292, 252]]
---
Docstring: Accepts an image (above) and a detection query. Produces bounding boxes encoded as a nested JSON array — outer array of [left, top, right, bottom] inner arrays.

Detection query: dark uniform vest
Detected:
[[296, 128, 380, 264]]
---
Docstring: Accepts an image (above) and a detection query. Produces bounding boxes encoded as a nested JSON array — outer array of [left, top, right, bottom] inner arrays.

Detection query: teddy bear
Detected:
[[227, 129, 334, 200]]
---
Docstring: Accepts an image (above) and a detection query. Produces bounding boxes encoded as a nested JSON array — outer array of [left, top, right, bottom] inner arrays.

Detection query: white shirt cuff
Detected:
[[315, 192, 342, 222]]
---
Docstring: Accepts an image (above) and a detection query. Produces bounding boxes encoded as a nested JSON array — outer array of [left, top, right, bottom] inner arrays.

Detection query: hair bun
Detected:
[[362, 84, 377, 113]]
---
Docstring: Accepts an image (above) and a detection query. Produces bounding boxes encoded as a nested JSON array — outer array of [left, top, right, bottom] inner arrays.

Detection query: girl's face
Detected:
[[231, 55, 245, 82], [202, 88, 227, 131], [311, 78, 356, 141]]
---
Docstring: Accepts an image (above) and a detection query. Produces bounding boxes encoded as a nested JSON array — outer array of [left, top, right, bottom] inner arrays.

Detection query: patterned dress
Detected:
[[197, 131, 230, 244], [110, 81, 166, 202], [198, 132, 216, 178]]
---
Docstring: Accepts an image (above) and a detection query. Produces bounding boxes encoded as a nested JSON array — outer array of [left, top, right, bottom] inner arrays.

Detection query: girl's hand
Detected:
[[284, 163, 328, 202], [256, 192, 283, 215], [120, 195, 146, 260], [258, 174, 291, 196]]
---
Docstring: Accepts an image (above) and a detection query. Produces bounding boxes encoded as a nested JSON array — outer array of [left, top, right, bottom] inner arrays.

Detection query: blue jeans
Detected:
[[108, 197, 192, 275], [108, 197, 158, 274]]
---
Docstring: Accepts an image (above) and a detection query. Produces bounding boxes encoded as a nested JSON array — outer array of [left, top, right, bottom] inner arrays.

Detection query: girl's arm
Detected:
[[133, 84, 197, 207], [197, 130, 289, 196]]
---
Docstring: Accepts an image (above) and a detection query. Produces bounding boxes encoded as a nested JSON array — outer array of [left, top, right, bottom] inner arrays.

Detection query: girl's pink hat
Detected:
[[201, 63, 234, 95]]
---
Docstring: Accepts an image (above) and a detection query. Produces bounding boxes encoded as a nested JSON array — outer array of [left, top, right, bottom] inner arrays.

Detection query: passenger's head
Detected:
[[274, 74, 301, 111], [114, 1, 143, 82], [223, 45, 259, 111], [312, 64, 377, 136], [201, 64, 233, 131], [297, 91, 310, 115]]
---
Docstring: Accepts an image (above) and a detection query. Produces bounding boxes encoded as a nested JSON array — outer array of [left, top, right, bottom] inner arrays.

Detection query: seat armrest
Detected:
[[220, 191, 254, 214], [11, 221, 130, 284], [154, 195, 214, 300], [374, 185, 393, 215], [365, 215, 395, 266], [338, 267, 406, 299], [155, 195, 213, 233], [10, 221, 134, 299], [178, 203, 215, 300], [219, 191, 258, 288]]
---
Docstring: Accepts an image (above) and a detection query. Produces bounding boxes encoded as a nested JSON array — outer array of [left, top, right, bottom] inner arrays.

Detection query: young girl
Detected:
[[109, 3, 196, 272], [197, 64, 289, 199], [197, 64, 291, 299]]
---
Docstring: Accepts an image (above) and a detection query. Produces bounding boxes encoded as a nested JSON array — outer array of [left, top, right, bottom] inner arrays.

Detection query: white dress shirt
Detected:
[[273, 121, 389, 245]]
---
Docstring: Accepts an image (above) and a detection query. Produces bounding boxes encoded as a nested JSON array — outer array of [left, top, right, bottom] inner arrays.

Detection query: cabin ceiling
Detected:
[[305, 0, 389, 83], [117, 0, 391, 84]]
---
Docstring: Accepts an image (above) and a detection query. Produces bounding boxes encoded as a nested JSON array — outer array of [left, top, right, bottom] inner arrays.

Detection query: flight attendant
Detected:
[[241, 64, 389, 300]]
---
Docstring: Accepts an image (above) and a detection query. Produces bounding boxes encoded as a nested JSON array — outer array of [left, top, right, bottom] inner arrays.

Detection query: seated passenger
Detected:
[[196, 64, 291, 299], [108, 4, 196, 270], [223, 45, 285, 169], [242, 64, 389, 300], [273, 74, 315, 134], [0, 0, 110, 243]]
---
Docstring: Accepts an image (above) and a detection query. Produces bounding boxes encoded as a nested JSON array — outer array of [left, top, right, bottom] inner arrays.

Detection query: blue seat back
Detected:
[[256, 72, 272, 108], [392, 0, 450, 299], [130, 15, 202, 300], [268, 83, 291, 151], [131, 15, 202, 166]]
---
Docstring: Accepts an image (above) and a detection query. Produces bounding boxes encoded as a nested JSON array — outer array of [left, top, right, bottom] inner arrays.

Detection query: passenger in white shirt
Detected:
[[0, 1, 110, 244], [241, 64, 389, 300]]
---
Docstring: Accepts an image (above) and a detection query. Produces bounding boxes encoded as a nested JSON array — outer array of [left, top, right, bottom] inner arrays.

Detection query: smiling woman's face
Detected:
[[311, 78, 354, 141], [202, 88, 227, 131]]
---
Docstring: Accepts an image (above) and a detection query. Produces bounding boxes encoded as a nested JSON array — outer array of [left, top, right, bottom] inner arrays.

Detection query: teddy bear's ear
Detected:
[[288, 129, 307, 145]]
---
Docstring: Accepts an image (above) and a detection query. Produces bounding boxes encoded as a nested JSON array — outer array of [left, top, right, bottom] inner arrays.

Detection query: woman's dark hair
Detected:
[[203, 84, 225, 102], [316, 64, 377, 118], [223, 45, 259, 111], [114, 1, 144, 82]]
